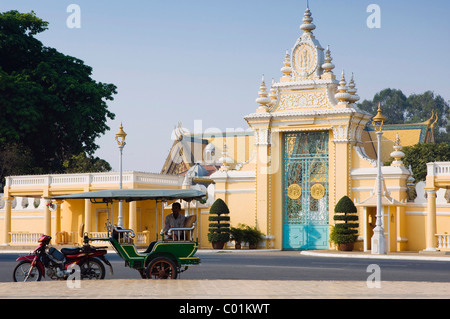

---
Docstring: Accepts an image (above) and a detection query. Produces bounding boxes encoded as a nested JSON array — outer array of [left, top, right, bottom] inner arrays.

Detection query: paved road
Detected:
[[2, 250, 450, 282], [185, 251, 450, 282]]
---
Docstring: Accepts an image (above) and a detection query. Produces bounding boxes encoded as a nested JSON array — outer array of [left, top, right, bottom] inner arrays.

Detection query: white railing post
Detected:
[[9, 232, 43, 244], [428, 162, 450, 178], [436, 234, 450, 249]]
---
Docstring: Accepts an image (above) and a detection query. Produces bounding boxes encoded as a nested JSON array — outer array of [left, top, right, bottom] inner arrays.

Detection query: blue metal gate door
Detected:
[[282, 131, 329, 250]]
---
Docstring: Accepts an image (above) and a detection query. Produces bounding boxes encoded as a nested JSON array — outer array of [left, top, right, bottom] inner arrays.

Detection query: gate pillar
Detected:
[[255, 127, 272, 247]]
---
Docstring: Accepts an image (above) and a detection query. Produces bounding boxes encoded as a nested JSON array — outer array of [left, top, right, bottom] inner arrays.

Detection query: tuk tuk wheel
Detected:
[[145, 257, 178, 279]]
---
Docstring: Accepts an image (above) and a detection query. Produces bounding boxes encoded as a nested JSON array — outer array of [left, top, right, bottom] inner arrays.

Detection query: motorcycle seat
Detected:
[[61, 247, 81, 255]]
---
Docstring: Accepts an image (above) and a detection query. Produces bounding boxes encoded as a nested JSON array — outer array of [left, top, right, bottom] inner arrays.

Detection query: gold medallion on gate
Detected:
[[311, 183, 325, 199], [287, 183, 302, 200]]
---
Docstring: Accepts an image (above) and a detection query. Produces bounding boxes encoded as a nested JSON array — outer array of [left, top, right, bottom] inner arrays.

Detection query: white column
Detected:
[[43, 198, 51, 236], [424, 189, 437, 251], [2, 197, 12, 245]]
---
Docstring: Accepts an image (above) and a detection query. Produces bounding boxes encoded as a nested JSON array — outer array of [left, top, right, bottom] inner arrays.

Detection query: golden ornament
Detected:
[[311, 183, 325, 199], [287, 183, 302, 200]]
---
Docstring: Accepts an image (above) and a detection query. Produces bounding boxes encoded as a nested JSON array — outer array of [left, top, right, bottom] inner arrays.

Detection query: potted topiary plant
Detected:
[[207, 198, 231, 249], [230, 225, 245, 249], [242, 224, 264, 249], [330, 195, 359, 251]]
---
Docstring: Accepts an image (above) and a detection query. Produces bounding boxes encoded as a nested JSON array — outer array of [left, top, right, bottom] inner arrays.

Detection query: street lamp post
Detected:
[[115, 122, 127, 227], [371, 103, 387, 254]]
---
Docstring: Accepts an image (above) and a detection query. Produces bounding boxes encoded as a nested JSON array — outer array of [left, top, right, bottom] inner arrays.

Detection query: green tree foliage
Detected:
[[208, 198, 231, 243], [358, 88, 409, 124], [0, 143, 35, 179], [334, 195, 357, 214], [0, 10, 116, 182], [388, 143, 450, 182], [62, 152, 112, 173], [358, 88, 450, 143], [330, 196, 359, 245]]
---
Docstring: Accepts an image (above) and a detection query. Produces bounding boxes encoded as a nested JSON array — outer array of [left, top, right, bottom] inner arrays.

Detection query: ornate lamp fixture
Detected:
[[371, 103, 387, 254], [372, 102, 386, 132], [115, 122, 127, 227], [115, 122, 127, 147]]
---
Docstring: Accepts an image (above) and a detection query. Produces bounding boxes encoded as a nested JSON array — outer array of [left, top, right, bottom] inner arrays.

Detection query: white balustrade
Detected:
[[9, 232, 43, 244], [5, 171, 183, 189], [88, 232, 110, 245], [427, 162, 450, 177], [436, 234, 450, 250], [135, 232, 148, 245]]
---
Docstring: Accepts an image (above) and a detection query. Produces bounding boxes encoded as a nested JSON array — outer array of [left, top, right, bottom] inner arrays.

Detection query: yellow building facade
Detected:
[[2, 5, 450, 252]]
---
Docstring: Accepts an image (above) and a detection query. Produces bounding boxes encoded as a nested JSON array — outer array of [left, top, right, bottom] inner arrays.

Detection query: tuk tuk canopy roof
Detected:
[[49, 189, 206, 203]]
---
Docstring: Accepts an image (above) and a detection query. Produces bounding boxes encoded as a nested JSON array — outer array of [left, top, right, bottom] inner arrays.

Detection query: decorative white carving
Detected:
[[292, 42, 318, 78], [332, 121, 367, 144], [275, 91, 329, 111], [255, 128, 271, 145], [332, 125, 348, 143]]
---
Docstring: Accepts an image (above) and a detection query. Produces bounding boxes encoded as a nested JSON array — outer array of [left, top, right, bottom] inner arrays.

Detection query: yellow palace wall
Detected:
[[4, 158, 450, 252], [209, 169, 257, 248], [403, 184, 450, 251], [350, 151, 450, 252], [1, 197, 164, 245], [1, 172, 184, 246]]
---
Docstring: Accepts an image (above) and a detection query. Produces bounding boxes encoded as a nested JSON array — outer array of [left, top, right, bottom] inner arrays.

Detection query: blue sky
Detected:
[[2, 1, 449, 172]]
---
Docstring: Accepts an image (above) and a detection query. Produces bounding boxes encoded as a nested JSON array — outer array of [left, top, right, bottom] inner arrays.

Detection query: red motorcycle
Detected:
[[13, 234, 113, 282]]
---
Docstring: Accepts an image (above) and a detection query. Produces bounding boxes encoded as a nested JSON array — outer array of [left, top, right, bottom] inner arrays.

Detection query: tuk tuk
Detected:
[[50, 189, 205, 279]]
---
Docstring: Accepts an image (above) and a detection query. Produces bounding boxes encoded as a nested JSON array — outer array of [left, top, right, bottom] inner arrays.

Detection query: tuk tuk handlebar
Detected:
[[113, 226, 135, 238]]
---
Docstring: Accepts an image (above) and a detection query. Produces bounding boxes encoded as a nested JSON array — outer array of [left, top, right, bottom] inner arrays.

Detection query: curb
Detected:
[[3, 247, 450, 261], [196, 249, 281, 254], [300, 250, 450, 262]]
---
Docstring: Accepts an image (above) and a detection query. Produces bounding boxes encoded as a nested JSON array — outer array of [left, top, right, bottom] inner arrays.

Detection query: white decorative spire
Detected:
[[335, 70, 351, 105], [390, 133, 405, 166], [255, 75, 271, 112], [269, 78, 278, 107], [321, 45, 335, 74], [300, 1, 316, 35], [218, 141, 233, 171], [347, 73, 360, 104], [280, 50, 292, 78]]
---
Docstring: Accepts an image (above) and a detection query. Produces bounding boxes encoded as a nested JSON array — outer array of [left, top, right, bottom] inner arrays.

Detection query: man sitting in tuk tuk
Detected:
[[163, 202, 185, 240]]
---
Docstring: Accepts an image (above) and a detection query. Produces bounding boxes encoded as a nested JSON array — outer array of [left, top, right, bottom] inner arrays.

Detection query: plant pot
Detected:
[[338, 242, 354, 251], [248, 244, 257, 249], [235, 243, 241, 250], [212, 241, 225, 249]]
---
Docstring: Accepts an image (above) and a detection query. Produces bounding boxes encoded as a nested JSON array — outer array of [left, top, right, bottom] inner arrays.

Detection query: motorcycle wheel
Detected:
[[79, 258, 106, 280], [13, 261, 42, 282]]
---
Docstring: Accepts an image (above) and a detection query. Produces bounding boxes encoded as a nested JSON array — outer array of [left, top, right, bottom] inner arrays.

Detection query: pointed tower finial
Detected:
[[280, 50, 293, 79], [255, 75, 271, 112], [321, 45, 335, 74], [269, 78, 278, 107], [347, 73, 360, 104], [219, 141, 233, 171], [390, 133, 405, 166], [335, 70, 351, 106], [300, 1, 316, 34]]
